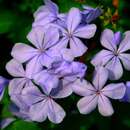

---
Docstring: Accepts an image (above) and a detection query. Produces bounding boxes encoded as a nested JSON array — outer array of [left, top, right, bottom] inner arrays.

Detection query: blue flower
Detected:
[[0, 76, 9, 101], [91, 29, 130, 80], [72, 66, 126, 116], [53, 8, 97, 57]]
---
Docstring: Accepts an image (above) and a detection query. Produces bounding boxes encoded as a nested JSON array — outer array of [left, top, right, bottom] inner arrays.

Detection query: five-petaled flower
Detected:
[[72, 66, 126, 116], [11, 26, 73, 72], [91, 29, 130, 80], [53, 7, 97, 57], [33, 0, 66, 28], [6, 59, 34, 96], [13, 83, 70, 124]]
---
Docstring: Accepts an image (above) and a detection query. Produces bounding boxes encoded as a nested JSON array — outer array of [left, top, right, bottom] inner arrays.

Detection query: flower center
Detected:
[[47, 95, 52, 99], [38, 48, 45, 53], [113, 50, 119, 56], [96, 90, 101, 95], [67, 32, 73, 39]]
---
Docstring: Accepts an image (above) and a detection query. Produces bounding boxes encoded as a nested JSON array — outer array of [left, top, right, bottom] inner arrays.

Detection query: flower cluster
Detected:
[[0, 0, 130, 126]]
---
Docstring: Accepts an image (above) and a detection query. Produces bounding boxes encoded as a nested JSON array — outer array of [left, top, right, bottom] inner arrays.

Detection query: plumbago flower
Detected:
[[91, 29, 130, 80], [33, 0, 66, 28], [7, 59, 87, 123], [11, 26, 73, 70], [6, 59, 34, 96], [53, 7, 97, 57], [9, 103, 31, 122], [120, 82, 130, 102], [0, 118, 15, 129], [11, 26, 59, 69], [17, 85, 67, 124], [0, 76, 9, 101], [48, 60, 87, 80], [82, 5, 102, 24], [34, 60, 87, 94], [72, 66, 126, 116]]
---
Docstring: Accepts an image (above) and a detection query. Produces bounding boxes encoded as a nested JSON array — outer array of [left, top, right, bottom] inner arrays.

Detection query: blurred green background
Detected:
[[1, 0, 130, 130]]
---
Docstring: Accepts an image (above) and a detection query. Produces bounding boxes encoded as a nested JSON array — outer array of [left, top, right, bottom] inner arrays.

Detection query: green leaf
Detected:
[[57, 0, 83, 12], [123, 119, 130, 127], [0, 10, 17, 34], [1, 87, 12, 118], [4, 120, 42, 130]]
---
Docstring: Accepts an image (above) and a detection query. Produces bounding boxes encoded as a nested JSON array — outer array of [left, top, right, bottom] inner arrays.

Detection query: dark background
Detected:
[[1, 0, 130, 130]]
